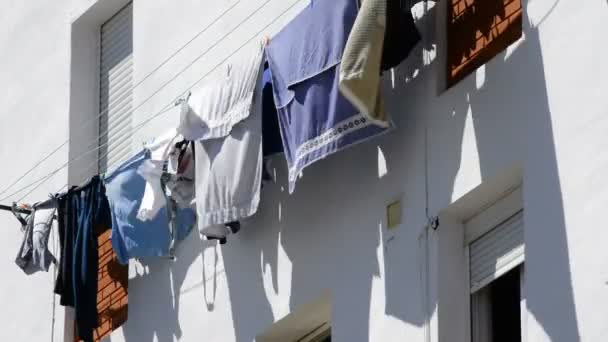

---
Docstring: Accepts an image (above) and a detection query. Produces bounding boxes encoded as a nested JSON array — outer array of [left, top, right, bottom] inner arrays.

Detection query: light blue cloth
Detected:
[[265, 0, 391, 193], [104, 150, 196, 264]]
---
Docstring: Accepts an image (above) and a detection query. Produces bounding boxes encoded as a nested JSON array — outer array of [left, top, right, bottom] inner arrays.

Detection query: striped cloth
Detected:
[[265, 0, 391, 193], [339, 0, 389, 126]]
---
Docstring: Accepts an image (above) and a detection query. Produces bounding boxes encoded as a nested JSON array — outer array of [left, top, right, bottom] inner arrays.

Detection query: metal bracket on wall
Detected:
[[430, 216, 440, 230]]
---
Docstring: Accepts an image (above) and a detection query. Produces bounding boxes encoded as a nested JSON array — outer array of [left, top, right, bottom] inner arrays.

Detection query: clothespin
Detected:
[[11, 202, 31, 229], [226, 63, 232, 78], [174, 91, 192, 107], [18, 203, 32, 211], [262, 35, 270, 48]]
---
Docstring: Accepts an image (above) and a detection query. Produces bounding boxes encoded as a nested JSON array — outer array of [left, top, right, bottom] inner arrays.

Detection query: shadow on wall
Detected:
[[119, 229, 201, 342], [459, 7, 580, 342], [223, 0, 581, 340], [115, 0, 580, 340], [412, 0, 579, 340], [221, 181, 282, 342], [222, 146, 384, 342]]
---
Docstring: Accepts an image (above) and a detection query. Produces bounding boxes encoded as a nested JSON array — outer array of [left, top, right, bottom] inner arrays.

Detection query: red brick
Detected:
[[99, 242, 113, 256], [87, 223, 128, 341], [447, 0, 522, 86], [98, 252, 114, 268], [101, 283, 116, 299], [97, 296, 111, 311], [98, 275, 112, 290], [110, 287, 127, 301]]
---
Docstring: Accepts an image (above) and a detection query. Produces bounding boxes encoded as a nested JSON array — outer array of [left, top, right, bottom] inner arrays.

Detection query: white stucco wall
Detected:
[[0, 0, 607, 341], [0, 1, 72, 341]]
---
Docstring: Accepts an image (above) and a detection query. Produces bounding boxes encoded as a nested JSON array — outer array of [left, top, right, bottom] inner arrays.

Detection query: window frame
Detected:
[[463, 187, 525, 342], [256, 292, 331, 342], [445, 0, 524, 88], [469, 265, 525, 342]]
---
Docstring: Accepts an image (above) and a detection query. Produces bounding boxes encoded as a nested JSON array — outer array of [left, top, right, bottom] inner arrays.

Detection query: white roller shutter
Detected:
[[469, 210, 524, 293], [99, 3, 133, 173]]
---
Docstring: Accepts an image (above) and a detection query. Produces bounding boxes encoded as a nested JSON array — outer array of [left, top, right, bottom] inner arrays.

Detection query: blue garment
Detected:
[[56, 176, 111, 342], [265, 0, 391, 193], [104, 150, 195, 265]]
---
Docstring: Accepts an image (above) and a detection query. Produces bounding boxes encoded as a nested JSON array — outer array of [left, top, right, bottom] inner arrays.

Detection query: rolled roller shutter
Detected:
[[99, 3, 133, 173], [469, 210, 524, 293]]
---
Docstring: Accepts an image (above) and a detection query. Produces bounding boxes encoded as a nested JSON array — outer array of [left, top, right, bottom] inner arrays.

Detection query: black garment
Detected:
[[381, 0, 421, 71], [226, 221, 241, 234], [261, 64, 283, 157], [205, 236, 227, 245], [54, 176, 111, 342], [203, 222, 241, 245], [54, 194, 76, 307]]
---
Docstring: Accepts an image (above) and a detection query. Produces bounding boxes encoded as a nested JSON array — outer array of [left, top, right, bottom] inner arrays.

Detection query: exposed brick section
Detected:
[[75, 225, 128, 342], [447, 0, 522, 87]]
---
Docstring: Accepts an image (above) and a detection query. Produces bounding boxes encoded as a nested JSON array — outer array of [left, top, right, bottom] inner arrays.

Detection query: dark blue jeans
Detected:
[[56, 176, 111, 342]]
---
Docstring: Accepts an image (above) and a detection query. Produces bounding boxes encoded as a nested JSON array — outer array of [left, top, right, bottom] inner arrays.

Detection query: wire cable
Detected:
[[0, 105, 175, 203], [3, 0, 272, 201], [7, 0, 303, 203], [15, 173, 59, 203], [0, 1, 241, 198], [49, 215, 59, 342], [73, 0, 274, 162]]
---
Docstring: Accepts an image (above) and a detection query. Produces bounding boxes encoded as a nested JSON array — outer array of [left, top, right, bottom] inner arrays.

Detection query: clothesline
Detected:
[[0, 203, 60, 224], [0, 0, 303, 204], [4, 2, 425, 340], [0, 0, 261, 200], [0, 204, 32, 216]]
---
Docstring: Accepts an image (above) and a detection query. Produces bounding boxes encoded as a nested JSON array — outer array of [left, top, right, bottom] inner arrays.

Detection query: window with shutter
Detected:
[[73, 4, 133, 341], [469, 210, 524, 293], [99, 3, 133, 173], [468, 210, 525, 342], [446, 0, 523, 87]]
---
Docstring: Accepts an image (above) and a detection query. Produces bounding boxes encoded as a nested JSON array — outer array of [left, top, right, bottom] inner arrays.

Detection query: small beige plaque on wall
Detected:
[[387, 200, 402, 230]]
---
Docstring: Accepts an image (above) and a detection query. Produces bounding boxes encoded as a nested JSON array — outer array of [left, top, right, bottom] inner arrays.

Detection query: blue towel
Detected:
[[104, 150, 195, 265], [266, 0, 391, 193]]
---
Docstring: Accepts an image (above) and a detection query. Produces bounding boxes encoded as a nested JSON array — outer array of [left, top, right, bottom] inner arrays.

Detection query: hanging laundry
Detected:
[[339, 0, 389, 125], [103, 149, 195, 264], [262, 65, 284, 158], [339, 0, 421, 125], [53, 176, 111, 342], [381, 0, 421, 71], [14, 199, 57, 274], [137, 128, 195, 222], [55, 194, 76, 307], [261, 65, 284, 184], [265, 0, 391, 193], [177, 45, 264, 243]]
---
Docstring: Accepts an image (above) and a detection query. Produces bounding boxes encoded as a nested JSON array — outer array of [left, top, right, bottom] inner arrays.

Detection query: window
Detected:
[[468, 211, 525, 342], [98, 2, 134, 173], [471, 266, 523, 342], [446, 0, 523, 87], [435, 174, 524, 342], [68, 4, 133, 341]]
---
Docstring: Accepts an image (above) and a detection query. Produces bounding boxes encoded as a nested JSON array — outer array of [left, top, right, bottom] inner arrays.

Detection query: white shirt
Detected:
[[137, 128, 195, 221], [177, 46, 265, 238]]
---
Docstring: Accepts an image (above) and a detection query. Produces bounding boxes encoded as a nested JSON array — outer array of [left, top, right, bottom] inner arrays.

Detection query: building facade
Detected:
[[1, 0, 607, 341]]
